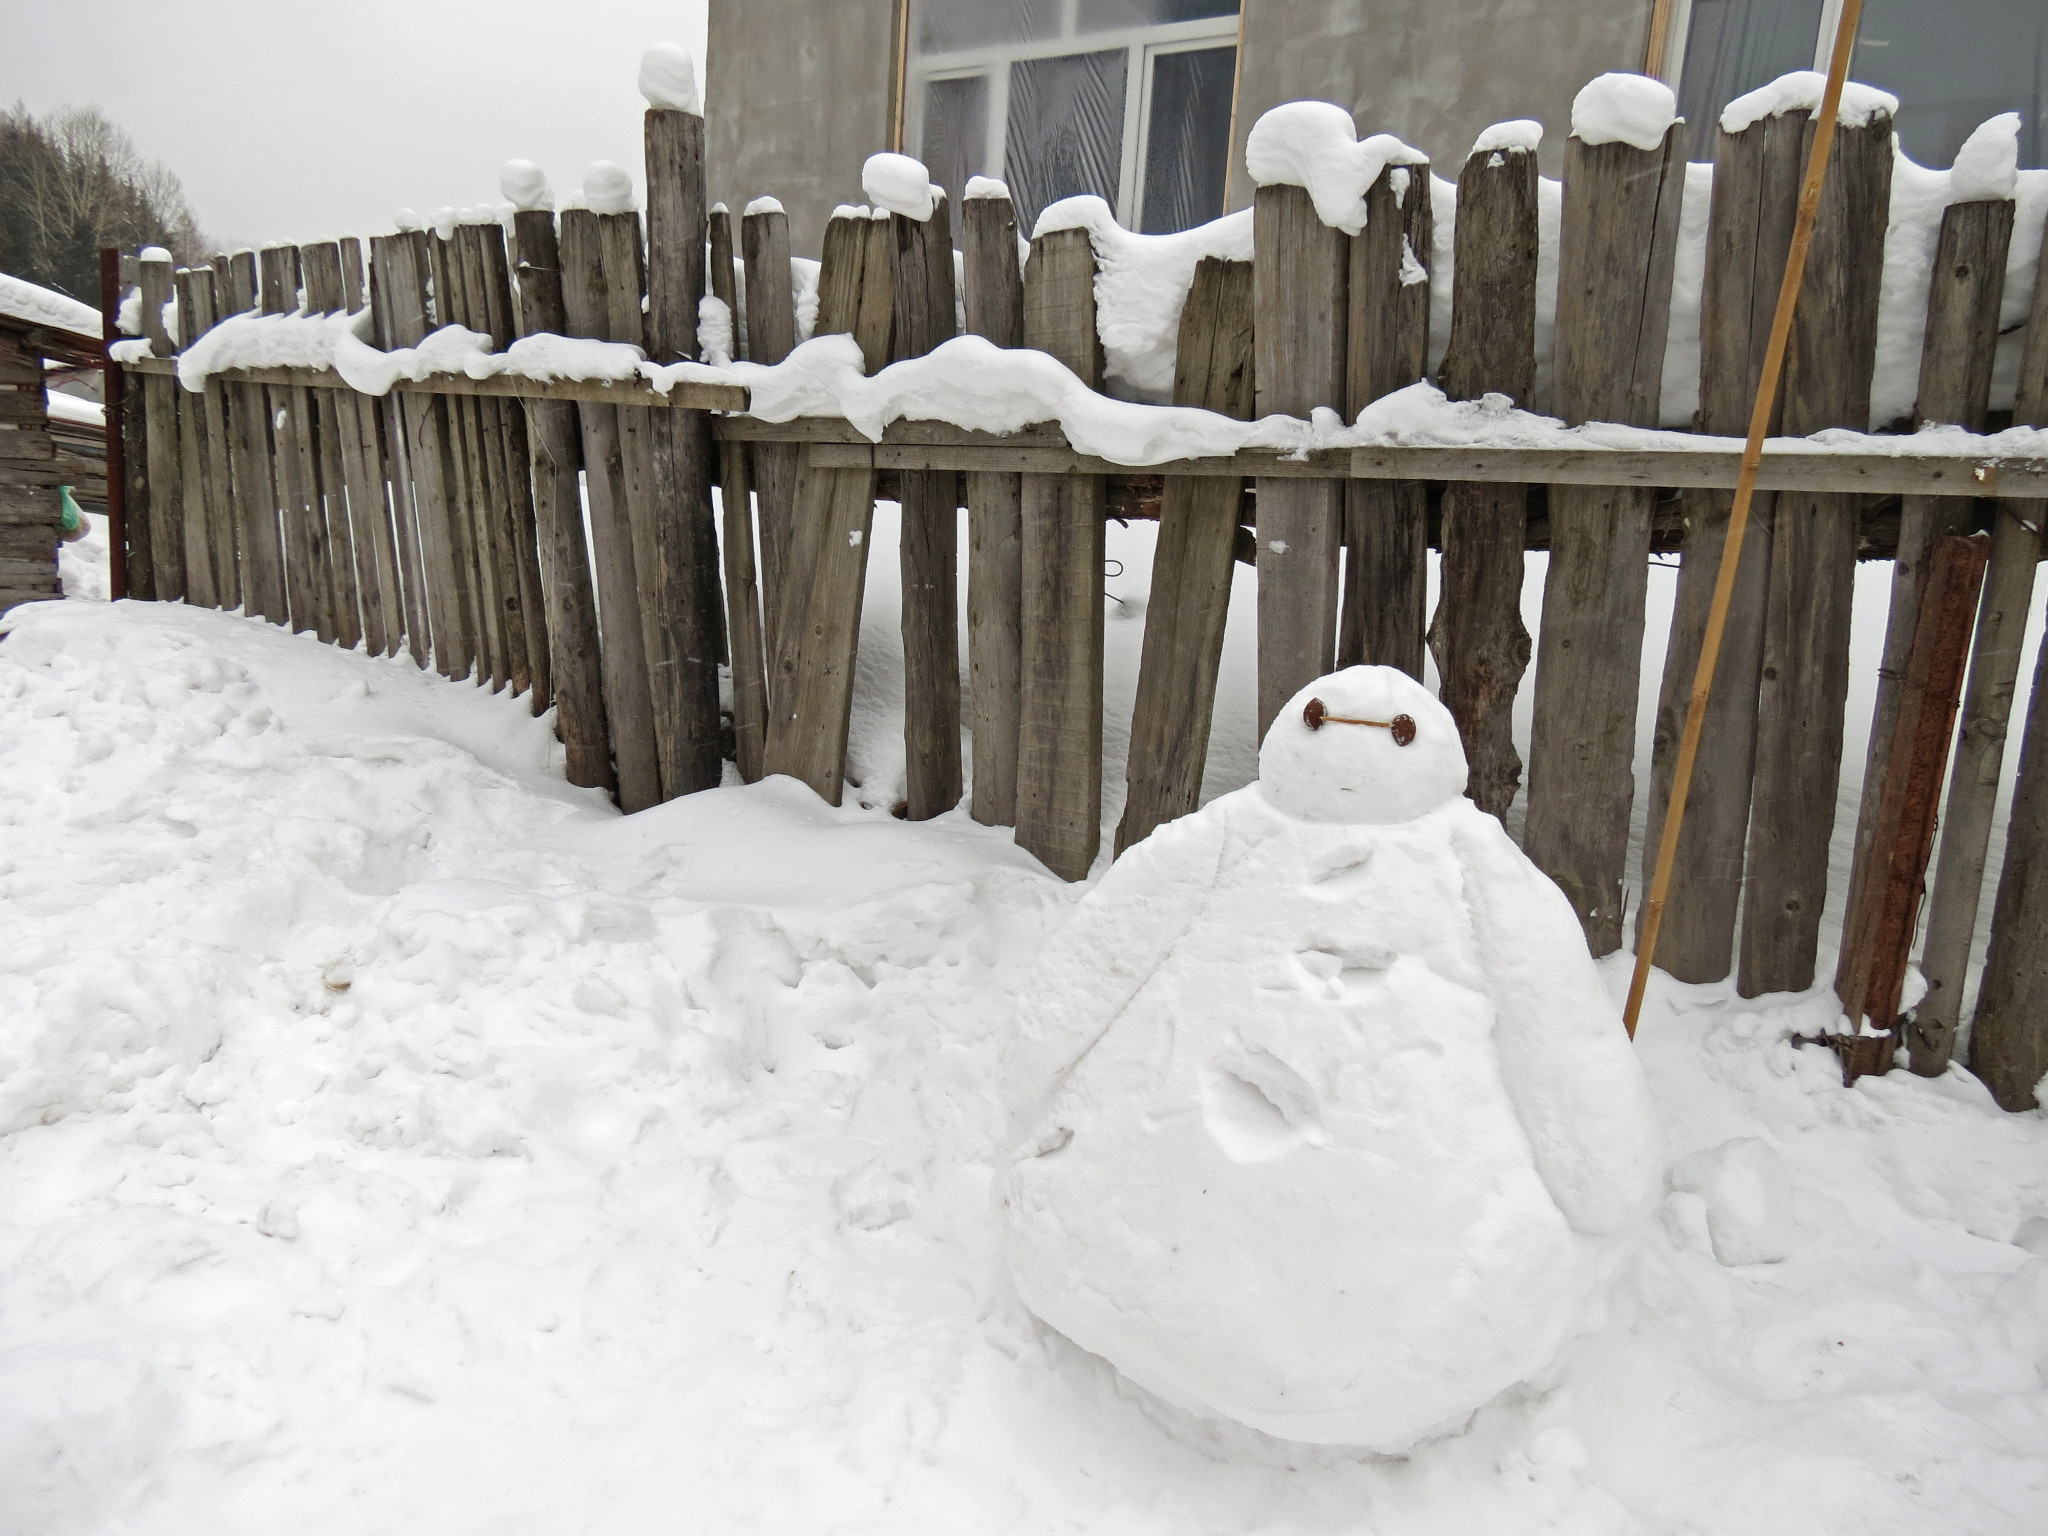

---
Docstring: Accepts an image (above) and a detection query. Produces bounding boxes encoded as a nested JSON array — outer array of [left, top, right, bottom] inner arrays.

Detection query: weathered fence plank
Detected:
[[138, 254, 183, 603], [1832, 534, 1988, 1073], [645, 101, 726, 796], [299, 242, 365, 650], [476, 220, 553, 699], [892, 190, 963, 820], [707, 204, 768, 782], [261, 244, 337, 639], [510, 206, 615, 795], [1341, 160, 1432, 678], [1640, 108, 1802, 982], [1252, 182, 1346, 742], [1117, 255, 1255, 856], [558, 205, 661, 810], [1432, 136, 1538, 820], [1740, 114, 1893, 996], [330, 246, 400, 656], [1524, 126, 1682, 954], [1017, 226, 1105, 880], [1838, 191, 2016, 1028], [433, 229, 505, 682], [961, 187, 1025, 826], [190, 267, 241, 611], [170, 266, 218, 610], [1913, 213, 2048, 1075], [743, 198, 803, 697], [458, 223, 531, 690]]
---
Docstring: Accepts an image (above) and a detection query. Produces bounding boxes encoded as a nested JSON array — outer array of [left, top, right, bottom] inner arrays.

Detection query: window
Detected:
[[908, 1, 1241, 237], [1669, 0, 2046, 168]]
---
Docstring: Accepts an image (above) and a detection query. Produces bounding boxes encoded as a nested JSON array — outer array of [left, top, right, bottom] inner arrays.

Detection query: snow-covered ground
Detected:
[[4, 508, 2046, 1534]]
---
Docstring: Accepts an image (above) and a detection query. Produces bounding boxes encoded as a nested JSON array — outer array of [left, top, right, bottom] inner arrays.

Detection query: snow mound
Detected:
[[638, 43, 701, 114], [1720, 70, 1897, 134], [964, 175, 1010, 201], [1950, 113, 2021, 204], [996, 666, 1659, 1449], [862, 153, 935, 221], [583, 162, 636, 216], [1472, 119, 1543, 157], [499, 159, 552, 212], [1571, 73, 1677, 151], [742, 194, 784, 219], [1243, 100, 1426, 236], [0, 270, 100, 338]]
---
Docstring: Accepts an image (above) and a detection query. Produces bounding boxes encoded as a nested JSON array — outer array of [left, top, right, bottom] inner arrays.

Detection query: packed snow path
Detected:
[[2, 600, 2045, 1535]]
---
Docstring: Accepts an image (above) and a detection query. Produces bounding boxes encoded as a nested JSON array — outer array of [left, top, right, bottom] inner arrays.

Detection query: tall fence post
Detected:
[[1431, 128, 1539, 821], [645, 99, 726, 796], [1526, 115, 1683, 954], [892, 187, 964, 820], [960, 184, 1025, 826], [137, 249, 181, 602], [298, 242, 365, 651], [170, 265, 219, 611], [1016, 224, 1105, 880], [219, 248, 288, 626], [707, 203, 768, 783], [1252, 181, 1347, 741]]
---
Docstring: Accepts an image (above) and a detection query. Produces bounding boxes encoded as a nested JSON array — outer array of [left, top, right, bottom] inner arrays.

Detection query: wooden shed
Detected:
[[1, 275, 105, 615]]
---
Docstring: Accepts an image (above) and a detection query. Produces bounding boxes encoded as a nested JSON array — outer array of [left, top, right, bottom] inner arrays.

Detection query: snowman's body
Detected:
[[995, 667, 1659, 1451]]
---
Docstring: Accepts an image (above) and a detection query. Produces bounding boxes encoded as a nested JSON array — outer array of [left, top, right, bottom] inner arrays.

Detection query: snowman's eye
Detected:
[[1390, 715, 1416, 747]]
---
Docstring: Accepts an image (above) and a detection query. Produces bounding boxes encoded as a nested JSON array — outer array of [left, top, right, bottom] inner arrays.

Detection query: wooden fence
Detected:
[[108, 84, 2048, 1109]]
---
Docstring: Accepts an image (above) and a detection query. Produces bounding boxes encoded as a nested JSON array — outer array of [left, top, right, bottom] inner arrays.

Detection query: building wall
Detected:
[[706, 0, 899, 258], [1227, 0, 1652, 205]]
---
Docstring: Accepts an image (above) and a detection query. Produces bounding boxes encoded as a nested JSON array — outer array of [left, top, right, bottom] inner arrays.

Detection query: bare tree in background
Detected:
[[0, 102, 209, 308]]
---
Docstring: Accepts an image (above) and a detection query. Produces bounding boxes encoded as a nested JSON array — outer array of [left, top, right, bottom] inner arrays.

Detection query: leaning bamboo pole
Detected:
[[1623, 0, 1868, 1037]]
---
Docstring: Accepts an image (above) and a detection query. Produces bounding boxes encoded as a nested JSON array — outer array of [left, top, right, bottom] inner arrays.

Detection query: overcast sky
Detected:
[[0, 0, 709, 252]]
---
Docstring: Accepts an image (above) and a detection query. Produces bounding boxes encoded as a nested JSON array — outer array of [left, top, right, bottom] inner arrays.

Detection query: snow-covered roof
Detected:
[[0, 270, 101, 341]]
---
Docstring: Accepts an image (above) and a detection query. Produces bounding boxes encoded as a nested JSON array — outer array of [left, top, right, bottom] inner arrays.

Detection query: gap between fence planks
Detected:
[[1015, 225, 1106, 881], [1524, 123, 1682, 956], [1116, 255, 1254, 857], [1432, 139, 1538, 822], [707, 205, 768, 783]]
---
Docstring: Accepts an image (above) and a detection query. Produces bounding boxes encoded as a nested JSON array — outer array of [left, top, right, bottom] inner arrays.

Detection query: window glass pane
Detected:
[[1140, 46, 1236, 233], [1853, 0, 2046, 168], [1005, 49, 1129, 231], [1676, 0, 1825, 160], [922, 75, 991, 241], [916, 0, 1062, 53], [1077, 0, 1239, 33]]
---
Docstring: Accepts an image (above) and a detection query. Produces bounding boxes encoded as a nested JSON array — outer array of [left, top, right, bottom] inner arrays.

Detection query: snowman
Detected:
[[994, 665, 1659, 1450]]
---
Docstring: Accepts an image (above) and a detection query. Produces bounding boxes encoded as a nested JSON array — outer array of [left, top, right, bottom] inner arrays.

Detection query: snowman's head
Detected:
[[1258, 666, 1467, 824]]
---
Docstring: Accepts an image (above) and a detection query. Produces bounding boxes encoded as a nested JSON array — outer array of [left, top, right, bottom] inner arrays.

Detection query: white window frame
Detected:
[[907, 9, 1241, 228]]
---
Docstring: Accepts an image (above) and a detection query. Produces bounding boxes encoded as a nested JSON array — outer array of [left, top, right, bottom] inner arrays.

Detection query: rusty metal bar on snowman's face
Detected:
[[1302, 698, 1417, 746]]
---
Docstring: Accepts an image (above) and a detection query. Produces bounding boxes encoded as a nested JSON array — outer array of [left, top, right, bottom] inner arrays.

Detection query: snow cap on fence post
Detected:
[[583, 161, 637, 215], [639, 43, 702, 115], [862, 152, 937, 221], [1719, 70, 1897, 134], [500, 160, 553, 212], [1470, 120, 1543, 158], [1949, 113, 2021, 203], [1243, 101, 1427, 236], [1569, 73, 1678, 151], [393, 208, 422, 232]]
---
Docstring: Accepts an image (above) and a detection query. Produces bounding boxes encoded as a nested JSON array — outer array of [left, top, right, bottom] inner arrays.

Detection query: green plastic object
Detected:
[[58, 485, 84, 534]]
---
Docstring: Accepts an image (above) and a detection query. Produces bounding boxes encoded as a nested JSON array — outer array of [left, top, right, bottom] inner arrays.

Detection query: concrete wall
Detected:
[[1227, 0, 1652, 206], [706, 0, 898, 258]]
